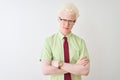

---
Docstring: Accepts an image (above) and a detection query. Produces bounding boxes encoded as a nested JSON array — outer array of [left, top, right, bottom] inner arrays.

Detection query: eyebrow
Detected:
[[59, 17, 76, 22]]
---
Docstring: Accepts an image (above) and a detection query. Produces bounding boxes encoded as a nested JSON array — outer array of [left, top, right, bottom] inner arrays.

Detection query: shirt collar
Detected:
[[58, 31, 72, 40]]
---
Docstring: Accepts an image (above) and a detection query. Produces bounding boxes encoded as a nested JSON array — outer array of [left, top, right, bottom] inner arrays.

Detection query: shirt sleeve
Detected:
[[40, 38, 53, 61], [79, 39, 89, 59]]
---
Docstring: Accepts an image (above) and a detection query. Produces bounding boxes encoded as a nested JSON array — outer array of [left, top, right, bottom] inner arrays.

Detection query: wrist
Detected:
[[58, 61, 63, 69], [52, 60, 63, 69]]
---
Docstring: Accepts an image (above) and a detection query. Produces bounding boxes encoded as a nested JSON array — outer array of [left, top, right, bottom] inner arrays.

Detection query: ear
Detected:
[[57, 17, 61, 22]]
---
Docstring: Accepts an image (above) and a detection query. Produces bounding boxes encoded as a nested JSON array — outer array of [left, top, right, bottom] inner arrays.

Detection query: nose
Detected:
[[64, 21, 70, 26], [64, 23, 69, 27]]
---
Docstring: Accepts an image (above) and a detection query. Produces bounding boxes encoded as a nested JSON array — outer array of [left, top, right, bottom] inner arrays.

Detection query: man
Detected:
[[40, 3, 90, 80]]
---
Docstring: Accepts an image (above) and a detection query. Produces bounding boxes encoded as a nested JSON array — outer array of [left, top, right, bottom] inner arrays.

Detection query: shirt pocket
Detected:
[[51, 46, 63, 61], [70, 49, 80, 64]]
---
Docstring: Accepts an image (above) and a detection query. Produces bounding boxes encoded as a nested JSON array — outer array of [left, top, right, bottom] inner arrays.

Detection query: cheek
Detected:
[[59, 23, 63, 27], [59, 23, 64, 29], [70, 26, 74, 29]]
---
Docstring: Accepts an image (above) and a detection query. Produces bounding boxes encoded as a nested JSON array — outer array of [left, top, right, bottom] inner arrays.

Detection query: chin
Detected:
[[60, 29, 70, 34], [64, 31, 71, 35]]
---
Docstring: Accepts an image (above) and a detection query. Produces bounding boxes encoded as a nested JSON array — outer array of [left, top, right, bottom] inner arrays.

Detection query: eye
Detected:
[[59, 17, 63, 21]]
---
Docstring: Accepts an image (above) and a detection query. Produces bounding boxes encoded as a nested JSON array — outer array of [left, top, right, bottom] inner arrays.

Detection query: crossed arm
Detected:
[[41, 57, 90, 76]]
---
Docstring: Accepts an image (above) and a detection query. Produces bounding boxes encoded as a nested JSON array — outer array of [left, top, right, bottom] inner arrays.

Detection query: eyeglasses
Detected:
[[59, 17, 76, 25]]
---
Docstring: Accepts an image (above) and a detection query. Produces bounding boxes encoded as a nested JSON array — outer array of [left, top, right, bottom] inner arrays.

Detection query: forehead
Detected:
[[59, 11, 76, 20]]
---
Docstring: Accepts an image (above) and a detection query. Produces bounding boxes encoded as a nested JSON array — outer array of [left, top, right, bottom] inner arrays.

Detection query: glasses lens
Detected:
[[59, 17, 75, 24]]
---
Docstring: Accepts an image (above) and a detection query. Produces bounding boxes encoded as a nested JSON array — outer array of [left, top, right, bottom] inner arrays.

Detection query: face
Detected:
[[58, 11, 76, 35]]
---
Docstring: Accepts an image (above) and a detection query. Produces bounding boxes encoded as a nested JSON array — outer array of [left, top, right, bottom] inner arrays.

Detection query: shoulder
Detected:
[[71, 33, 87, 46], [44, 33, 58, 43], [46, 33, 58, 40], [72, 33, 85, 42]]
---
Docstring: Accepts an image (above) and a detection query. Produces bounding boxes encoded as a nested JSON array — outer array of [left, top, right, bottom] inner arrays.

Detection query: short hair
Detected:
[[58, 3, 79, 19]]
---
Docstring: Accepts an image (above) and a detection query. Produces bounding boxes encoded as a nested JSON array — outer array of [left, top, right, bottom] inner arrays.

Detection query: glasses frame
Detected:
[[59, 17, 76, 24]]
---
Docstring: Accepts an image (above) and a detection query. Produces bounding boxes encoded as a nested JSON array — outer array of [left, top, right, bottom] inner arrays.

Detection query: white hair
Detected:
[[58, 3, 80, 18]]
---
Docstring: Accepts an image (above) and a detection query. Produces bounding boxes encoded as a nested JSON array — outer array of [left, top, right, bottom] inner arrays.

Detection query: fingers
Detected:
[[52, 61, 59, 67], [80, 60, 89, 66], [76, 57, 89, 66], [80, 57, 88, 60]]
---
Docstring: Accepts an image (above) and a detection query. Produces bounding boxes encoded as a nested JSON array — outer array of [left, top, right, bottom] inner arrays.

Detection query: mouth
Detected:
[[64, 27, 69, 30]]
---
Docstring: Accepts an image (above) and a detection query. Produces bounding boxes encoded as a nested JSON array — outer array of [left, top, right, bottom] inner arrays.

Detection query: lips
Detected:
[[64, 27, 69, 29]]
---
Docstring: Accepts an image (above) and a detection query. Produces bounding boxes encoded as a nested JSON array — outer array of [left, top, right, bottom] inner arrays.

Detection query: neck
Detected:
[[60, 31, 71, 36]]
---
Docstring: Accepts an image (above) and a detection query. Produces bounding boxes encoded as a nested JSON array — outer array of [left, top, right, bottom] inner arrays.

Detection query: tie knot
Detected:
[[64, 37, 67, 41]]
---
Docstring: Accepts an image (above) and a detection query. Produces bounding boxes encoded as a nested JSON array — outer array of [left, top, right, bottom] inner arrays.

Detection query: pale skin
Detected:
[[41, 11, 90, 76]]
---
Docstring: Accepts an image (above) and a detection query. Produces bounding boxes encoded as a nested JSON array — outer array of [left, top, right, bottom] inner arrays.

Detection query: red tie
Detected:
[[63, 37, 71, 80]]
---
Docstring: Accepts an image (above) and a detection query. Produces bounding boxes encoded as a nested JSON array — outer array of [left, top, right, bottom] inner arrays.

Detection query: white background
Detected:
[[0, 0, 120, 80]]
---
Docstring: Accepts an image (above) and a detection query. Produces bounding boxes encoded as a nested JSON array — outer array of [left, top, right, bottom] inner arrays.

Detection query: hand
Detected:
[[51, 60, 59, 67], [76, 57, 89, 66]]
